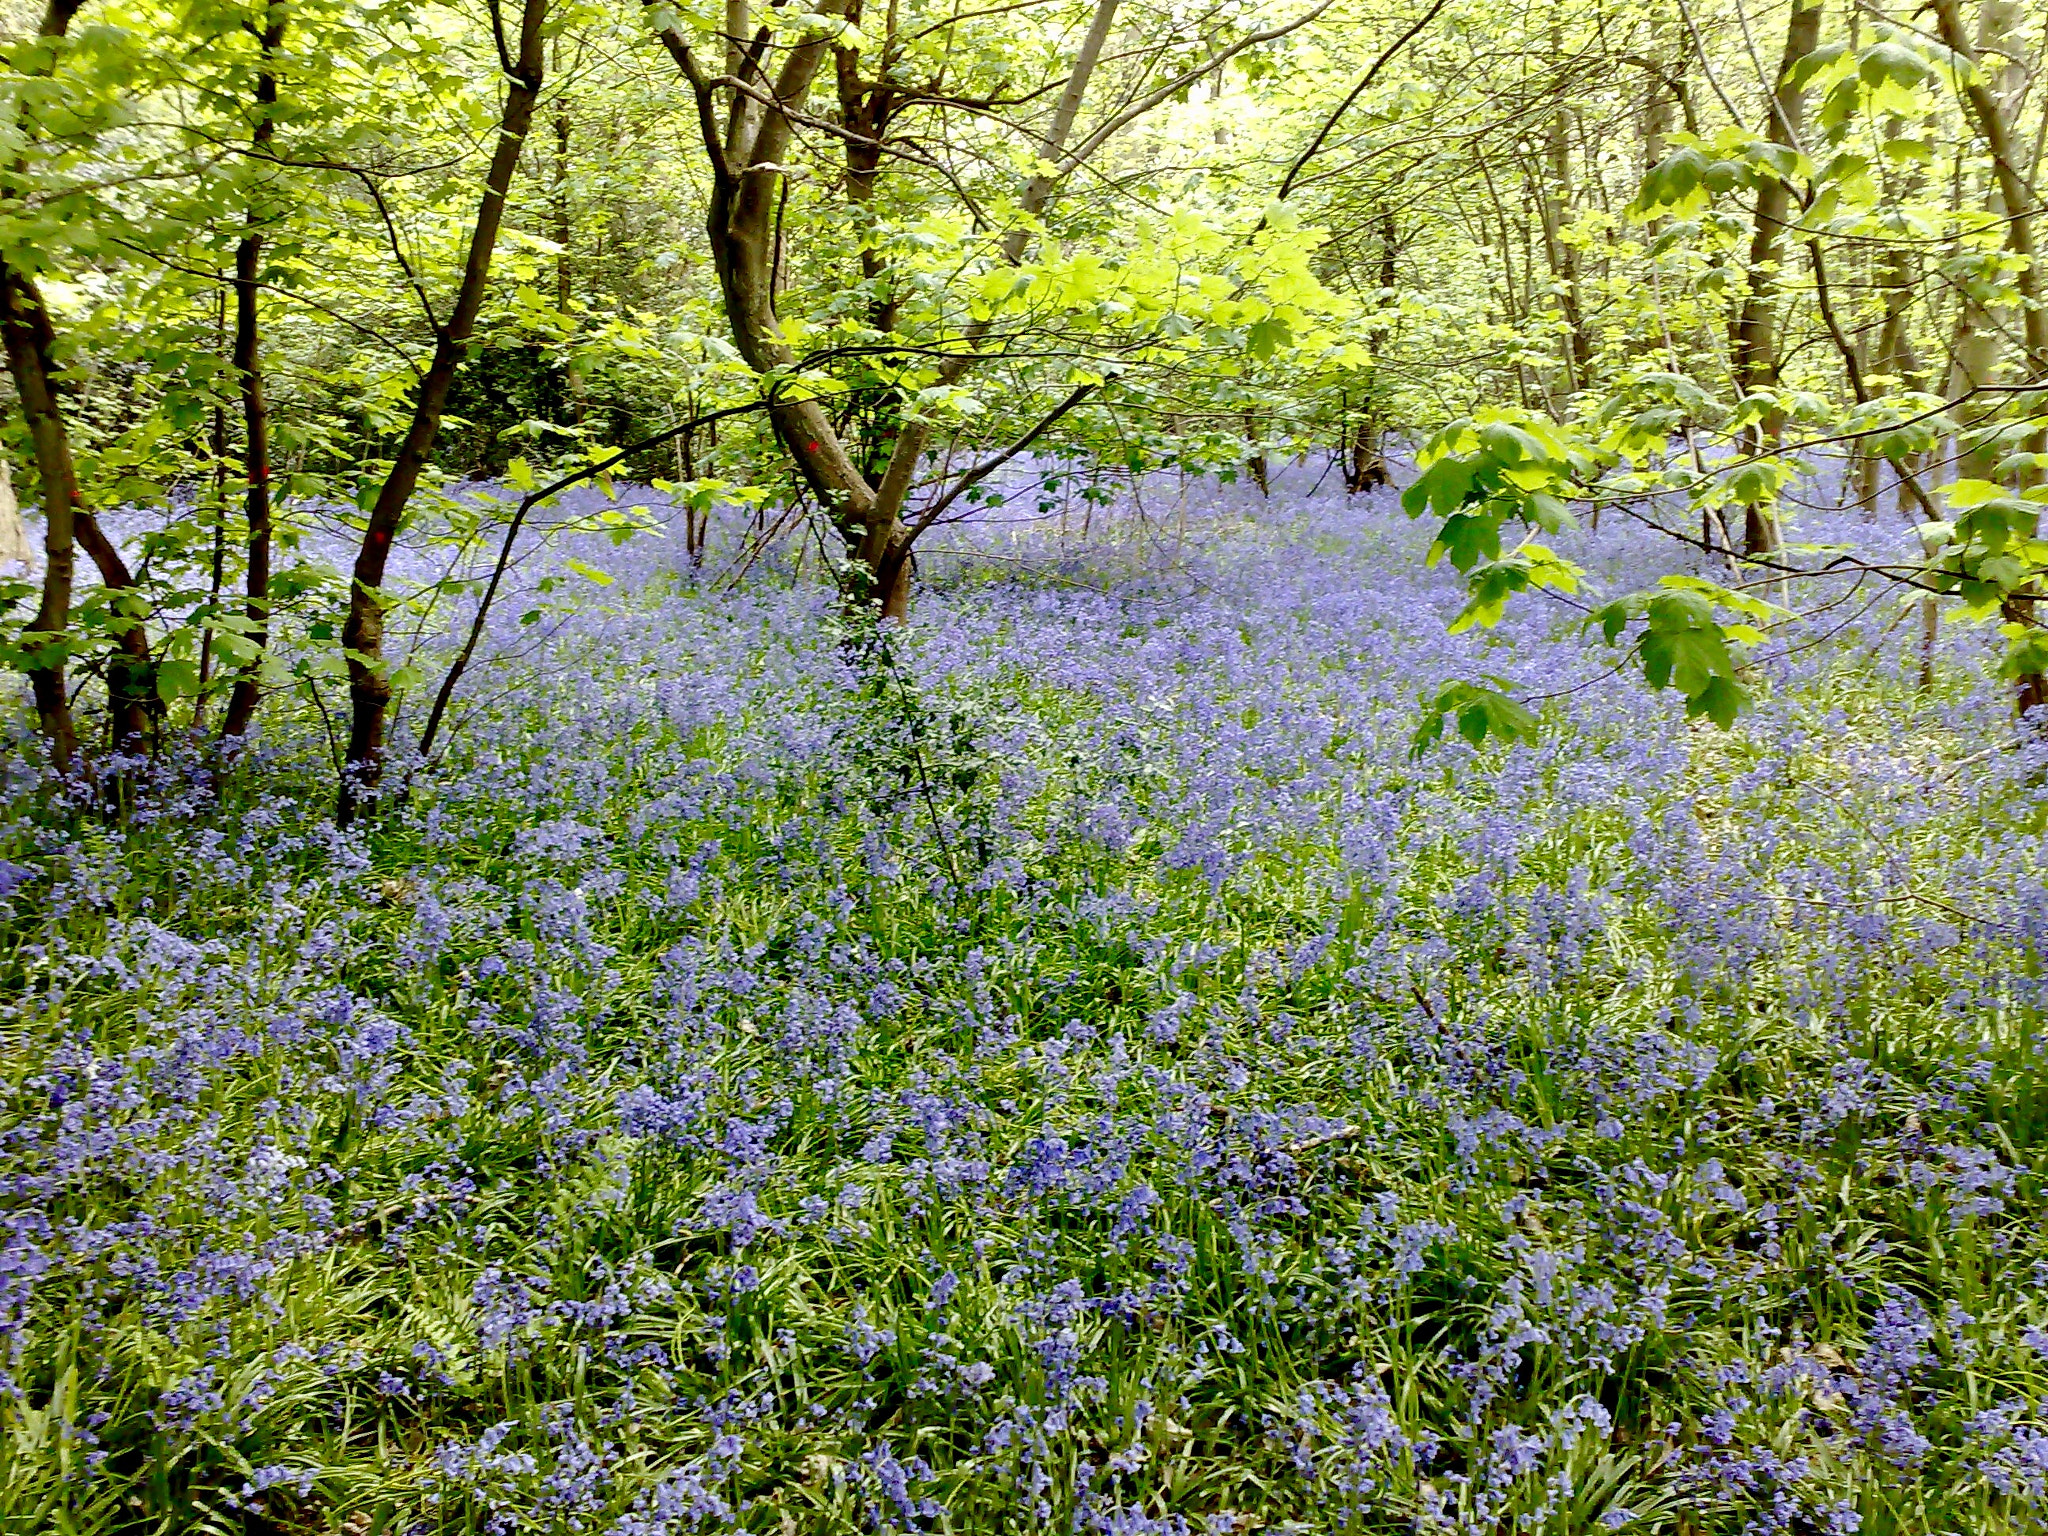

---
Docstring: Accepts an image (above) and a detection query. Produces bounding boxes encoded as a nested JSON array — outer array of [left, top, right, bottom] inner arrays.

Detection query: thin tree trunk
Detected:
[[1541, 57, 1588, 387], [220, 0, 286, 746], [1728, 0, 1821, 556], [1348, 206, 1397, 493], [197, 336, 227, 727], [554, 102, 572, 316], [2, 0, 84, 765], [338, 0, 550, 820], [1933, 0, 2047, 718], [0, 263, 79, 766], [550, 49, 585, 425], [1859, 122, 1925, 517], [1244, 408, 1270, 495]]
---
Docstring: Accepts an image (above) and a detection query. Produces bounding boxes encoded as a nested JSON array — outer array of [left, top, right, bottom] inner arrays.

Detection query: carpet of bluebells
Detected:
[[6, 469, 2048, 1536]]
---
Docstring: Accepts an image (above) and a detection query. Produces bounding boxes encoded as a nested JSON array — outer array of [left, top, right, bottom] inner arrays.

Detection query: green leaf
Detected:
[[1246, 314, 1293, 360], [1941, 478, 2003, 508], [1999, 621, 2048, 681], [1593, 599, 1631, 646], [1429, 510, 1502, 573], [1401, 456, 1476, 519], [1858, 39, 1933, 90], [1685, 674, 1749, 728], [155, 657, 201, 702], [1788, 38, 1848, 88], [213, 632, 263, 666], [1412, 680, 1539, 756]]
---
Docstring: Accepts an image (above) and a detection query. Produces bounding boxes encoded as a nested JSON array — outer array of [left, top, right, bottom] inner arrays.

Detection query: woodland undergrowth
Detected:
[[3, 477, 2047, 1536]]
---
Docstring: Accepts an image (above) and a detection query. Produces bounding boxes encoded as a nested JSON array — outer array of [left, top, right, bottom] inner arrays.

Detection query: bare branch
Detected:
[[908, 381, 1099, 537], [1273, 0, 1451, 204]]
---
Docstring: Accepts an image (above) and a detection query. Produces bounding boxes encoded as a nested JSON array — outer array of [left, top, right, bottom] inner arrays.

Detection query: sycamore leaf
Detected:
[[1687, 674, 1749, 728], [1401, 456, 1476, 519], [1246, 314, 1293, 360], [1858, 39, 1934, 90], [1594, 599, 1631, 646], [1999, 622, 2048, 680], [1411, 680, 1539, 757], [1940, 478, 2002, 508], [1429, 510, 1503, 573], [155, 657, 201, 702]]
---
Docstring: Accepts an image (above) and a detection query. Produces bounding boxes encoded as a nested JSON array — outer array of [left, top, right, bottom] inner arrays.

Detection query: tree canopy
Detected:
[[6, 0, 2048, 795]]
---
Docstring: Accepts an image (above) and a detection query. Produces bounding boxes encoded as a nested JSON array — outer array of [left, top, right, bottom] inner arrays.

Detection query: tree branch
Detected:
[[1273, 0, 1450, 204], [907, 381, 1098, 536], [416, 389, 854, 760]]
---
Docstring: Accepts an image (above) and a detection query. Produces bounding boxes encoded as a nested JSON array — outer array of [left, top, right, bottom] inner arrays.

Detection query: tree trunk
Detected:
[[1728, 0, 1820, 555], [1540, 54, 1588, 388], [220, 0, 286, 747], [1852, 123, 1926, 517], [3, 0, 154, 767], [1931, 0, 2047, 372], [1347, 206, 1398, 494], [836, 10, 906, 487], [1244, 408, 1270, 495], [1934, 0, 2020, 481], [1, 265, 155, 759], [0, 263, 79, 767], [197, 352, 227, 727], [550, 52, 586, 426], [1346, 420, 1388, 493], [651, 0, 1121, 615], [1, 0, 81, 767], [339, 0, 550, 821], [1932, 0, 2047, 720]]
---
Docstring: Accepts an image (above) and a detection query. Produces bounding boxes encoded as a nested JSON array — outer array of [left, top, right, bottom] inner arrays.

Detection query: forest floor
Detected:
[[4, 471, 2048, 1535]]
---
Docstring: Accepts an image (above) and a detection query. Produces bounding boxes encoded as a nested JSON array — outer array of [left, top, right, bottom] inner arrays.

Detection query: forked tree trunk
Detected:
[[1345, 420, 1388, 493], [3, 0, 157, 768], [835, 8, 906, 486], [338, 0, 550, 821], [650, 0, 1121, 620], [3, 285, 155, 763]]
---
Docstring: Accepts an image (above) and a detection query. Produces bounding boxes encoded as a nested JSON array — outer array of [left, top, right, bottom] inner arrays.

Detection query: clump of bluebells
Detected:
[[2, 470, 2047, 1534]]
